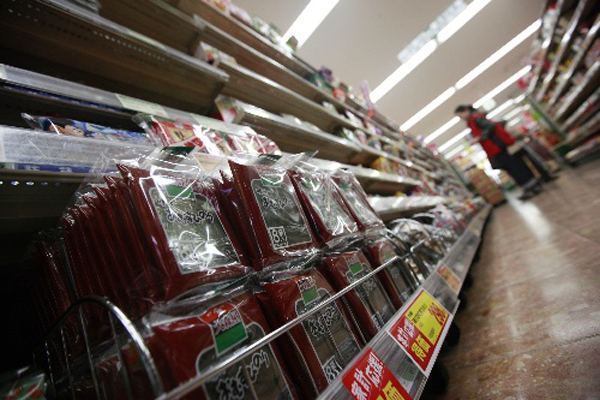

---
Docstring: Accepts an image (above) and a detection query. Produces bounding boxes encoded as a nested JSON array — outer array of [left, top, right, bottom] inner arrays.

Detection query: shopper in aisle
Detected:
[[454, 105, 542, 200]]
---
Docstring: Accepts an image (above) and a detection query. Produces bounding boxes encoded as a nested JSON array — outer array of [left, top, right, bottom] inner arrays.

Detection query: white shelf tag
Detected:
[[115, 94, 168, 117]]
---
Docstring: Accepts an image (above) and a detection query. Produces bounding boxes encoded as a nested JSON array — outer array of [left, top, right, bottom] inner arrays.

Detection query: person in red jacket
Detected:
[[455, 105, 542, 200]]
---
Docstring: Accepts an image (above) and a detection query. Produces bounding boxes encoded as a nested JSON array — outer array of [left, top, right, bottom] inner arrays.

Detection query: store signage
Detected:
[[387, 289, 450, 375], [435, 263, 461, 294], [342, 348, 413, 400]]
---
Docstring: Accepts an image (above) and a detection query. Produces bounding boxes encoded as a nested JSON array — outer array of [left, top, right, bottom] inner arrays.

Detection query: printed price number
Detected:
[[387, 290, 450, 375], [342, 348, 413, 400], [436, 263, 461, 294]]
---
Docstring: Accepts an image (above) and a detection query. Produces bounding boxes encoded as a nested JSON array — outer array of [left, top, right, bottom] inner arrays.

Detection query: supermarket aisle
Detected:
[[427, 160, 600, 400]]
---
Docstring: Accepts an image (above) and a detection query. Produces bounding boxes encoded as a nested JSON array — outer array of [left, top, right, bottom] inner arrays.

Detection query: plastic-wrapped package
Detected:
[[226, 158, 319, 271], [262, 269, 362, 398], [135, 114, 224, 151], [144, 286, 298, 400], [288, 167, 360, 251], [117, 163, 250, 301], [22, 113, 154, 146], [388, 219, 445, 274], [332, 170, 386, 234], [319, 250, 395, 340], [364, 237, 415, 309], [0, 367, 47, 400]]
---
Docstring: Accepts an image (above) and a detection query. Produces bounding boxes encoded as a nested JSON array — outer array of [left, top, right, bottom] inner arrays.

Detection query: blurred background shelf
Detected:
[[0, 0, 228, 115]]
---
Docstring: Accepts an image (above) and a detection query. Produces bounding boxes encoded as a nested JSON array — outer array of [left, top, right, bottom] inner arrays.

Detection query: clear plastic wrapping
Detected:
[[134, 114, 281, 156], [142, 284, 298, 400], [261, 268, 362, 399], [224, 157, 320, 271], [319, 249, 395, 340], [61, 149, 251, 311], [288, 164, 361, 252], [22, 113, 155, 146], [332, 169, 386, 234]]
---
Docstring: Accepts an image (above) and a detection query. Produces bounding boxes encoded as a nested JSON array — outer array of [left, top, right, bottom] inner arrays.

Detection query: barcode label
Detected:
[[268, 226, 288, 249]]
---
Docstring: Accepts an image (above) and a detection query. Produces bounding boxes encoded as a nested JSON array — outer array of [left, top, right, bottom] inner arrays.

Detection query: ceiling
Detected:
[[234, 0, 545, 150]]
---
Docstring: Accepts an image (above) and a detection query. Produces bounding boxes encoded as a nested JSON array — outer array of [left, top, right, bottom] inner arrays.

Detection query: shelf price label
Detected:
[[436, 263, 461, 295], [387, 289, 450, 376], [342, 348, 413, 400]]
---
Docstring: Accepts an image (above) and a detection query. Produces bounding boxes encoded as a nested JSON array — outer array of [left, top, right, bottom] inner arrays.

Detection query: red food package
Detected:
[[117, 164, 250, 301], [263, 269, 362, 397], [288, 168, 360, 250], [332, 171, 385, 234], [146, 290, 299, 400], [138, 115, 223, 152], [104, 175, 165, 303], [228, 160, 318, 270], [364, 238, 414, 308], [320, 250, 395, 340]]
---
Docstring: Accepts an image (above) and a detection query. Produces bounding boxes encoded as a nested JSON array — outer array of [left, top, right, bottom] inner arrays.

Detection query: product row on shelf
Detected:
[[0, 0, 486, 399], [526, 0, 600, 162], [17, 143, 490, 399]]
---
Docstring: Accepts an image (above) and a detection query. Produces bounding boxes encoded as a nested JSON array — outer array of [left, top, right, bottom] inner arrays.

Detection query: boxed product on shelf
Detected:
[[22, 114, 156, 146]]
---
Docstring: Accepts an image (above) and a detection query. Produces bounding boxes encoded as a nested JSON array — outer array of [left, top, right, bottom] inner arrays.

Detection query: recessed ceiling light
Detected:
[[437, 0, 492, 43], [283, 0, 340, 48], [456, 19, 541, 89]]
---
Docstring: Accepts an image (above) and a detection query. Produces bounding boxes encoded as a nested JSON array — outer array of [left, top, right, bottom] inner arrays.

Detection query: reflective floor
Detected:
[[425, 160, 600, 400]]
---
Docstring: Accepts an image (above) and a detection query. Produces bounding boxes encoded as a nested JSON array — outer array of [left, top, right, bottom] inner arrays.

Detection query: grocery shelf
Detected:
[[565, 136, 600, 163], [546, 13, 600, 109], [528, 0, 566, 93], [0, 0, 228, 114], [561, 87, 600, 132], [536, 0, 593, 102], [167, 0, 315, 78], [554, 60, 600, 121], [319, 205, 492, 399], [231, 101, 369, 164], [368, 196, 449, 222], [559, 112, 600, 150], [305, 157, 420, 195]]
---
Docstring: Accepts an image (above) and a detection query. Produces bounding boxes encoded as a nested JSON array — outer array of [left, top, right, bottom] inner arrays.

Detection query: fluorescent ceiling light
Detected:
[[507, 117, 521, 127], [501, 106, 524, 121], [425, 116, 460, 144], [514, 93, 526, 103], [445, 144, 465, 158], [437, 0, 492, 43], [473, 66, 531, 108], [283, 0, 340, 48], [371, 40, 437, 103], [401, 87, 456, 130], [487, 99, 514, 119], [456, 19, 541, 89], [439, 128, 470, 152]]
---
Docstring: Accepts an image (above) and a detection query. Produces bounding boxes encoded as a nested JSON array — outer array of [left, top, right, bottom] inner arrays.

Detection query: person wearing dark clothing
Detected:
[[454, 105, 542, 200]]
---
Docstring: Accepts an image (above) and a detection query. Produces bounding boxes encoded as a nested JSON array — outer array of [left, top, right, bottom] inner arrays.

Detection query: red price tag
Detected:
[[436, 263, 461, 295], [342, 348, 413, 400], [387, 290, 451, 375]]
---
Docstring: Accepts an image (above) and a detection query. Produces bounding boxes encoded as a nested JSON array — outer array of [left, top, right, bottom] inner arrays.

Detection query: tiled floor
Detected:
[[424, 160, 600, 400]]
